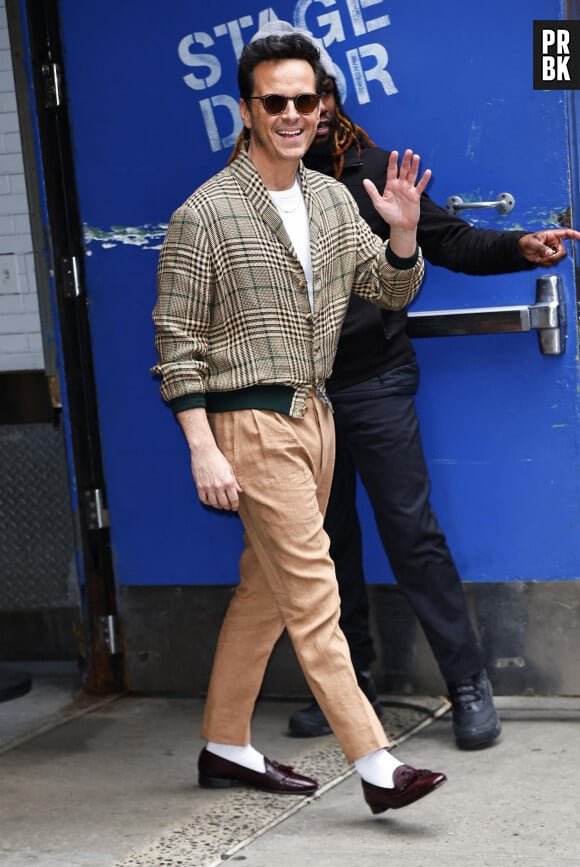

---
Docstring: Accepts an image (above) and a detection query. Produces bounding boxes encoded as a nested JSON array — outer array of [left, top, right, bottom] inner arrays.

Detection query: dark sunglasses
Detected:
[[247, 93, 320, 116]]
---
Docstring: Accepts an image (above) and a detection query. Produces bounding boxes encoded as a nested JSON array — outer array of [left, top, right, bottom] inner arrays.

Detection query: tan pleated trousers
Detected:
[[201, 394, 388, 763]]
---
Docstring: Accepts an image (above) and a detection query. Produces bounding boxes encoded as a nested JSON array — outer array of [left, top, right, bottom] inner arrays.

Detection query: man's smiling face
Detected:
[[240, 58, 321, 186]]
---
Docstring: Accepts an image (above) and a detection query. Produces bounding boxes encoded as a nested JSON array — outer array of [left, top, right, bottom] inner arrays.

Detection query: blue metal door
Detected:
[[48, 0, 578, 598]]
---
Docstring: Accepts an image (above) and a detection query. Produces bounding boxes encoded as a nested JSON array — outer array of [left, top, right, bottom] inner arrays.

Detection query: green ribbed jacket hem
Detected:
[[169, 384, 296, 415]]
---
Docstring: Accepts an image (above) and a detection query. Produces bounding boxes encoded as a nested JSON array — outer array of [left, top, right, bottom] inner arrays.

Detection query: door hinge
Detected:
[[98, 615, 120, 655], [84, 488, 110, 530], [41, 62, 62, 108], [62, 256, 82, 299], [47, 375, 62, 409]]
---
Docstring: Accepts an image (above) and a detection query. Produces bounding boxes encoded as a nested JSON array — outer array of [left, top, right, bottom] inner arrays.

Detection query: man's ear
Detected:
[[239, 98, 252, 130]]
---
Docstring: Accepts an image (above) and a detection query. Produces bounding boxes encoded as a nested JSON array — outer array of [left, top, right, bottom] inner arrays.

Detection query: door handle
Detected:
[[445, 192, 515, 216], [406, 275, 567, 355]]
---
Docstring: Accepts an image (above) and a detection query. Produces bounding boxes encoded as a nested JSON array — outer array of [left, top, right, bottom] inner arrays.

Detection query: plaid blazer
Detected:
[[152, 147, 424, 419]]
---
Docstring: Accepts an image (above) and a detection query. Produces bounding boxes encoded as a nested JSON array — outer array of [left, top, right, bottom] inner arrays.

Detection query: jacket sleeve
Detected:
[[152, 204, 212, 407], [417, 193, 537, 275]]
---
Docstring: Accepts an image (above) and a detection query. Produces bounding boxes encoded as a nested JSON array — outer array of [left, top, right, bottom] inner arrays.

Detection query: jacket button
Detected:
[[305, 312, 313, 322]]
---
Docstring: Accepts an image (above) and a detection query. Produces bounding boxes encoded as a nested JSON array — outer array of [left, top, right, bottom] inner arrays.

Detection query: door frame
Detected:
[[7, 0, 125, 693]]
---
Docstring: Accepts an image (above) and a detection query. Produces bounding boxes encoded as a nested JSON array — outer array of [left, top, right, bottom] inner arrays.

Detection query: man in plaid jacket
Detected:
[[153, 27, 446, 814]]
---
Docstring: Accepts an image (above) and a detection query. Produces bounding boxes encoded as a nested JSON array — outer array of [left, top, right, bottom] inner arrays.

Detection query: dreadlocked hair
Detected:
[[331, 104, 375, 180]]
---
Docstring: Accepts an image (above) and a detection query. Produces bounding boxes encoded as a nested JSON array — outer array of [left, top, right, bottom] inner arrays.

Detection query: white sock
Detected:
[[206, 742, 266, 773], [354, 748, 404, 788]]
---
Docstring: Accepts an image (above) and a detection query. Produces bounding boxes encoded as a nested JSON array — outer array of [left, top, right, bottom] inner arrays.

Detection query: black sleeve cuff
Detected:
[[385, 241, 420, 270], [168, 393, 207, 414]]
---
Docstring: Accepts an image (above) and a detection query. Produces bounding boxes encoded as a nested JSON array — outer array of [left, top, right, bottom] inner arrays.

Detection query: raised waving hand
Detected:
[[363, 149, 431, 258]]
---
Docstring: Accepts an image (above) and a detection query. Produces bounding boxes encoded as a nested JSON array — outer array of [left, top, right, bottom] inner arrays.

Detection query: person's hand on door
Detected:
[[518, 228, 580, 265]]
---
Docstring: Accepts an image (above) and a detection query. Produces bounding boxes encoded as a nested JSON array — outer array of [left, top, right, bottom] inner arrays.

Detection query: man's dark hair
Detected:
[[237, 33, 326, 101]]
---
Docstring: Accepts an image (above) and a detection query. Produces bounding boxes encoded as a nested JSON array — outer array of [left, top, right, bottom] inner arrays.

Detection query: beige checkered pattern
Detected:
[[153, 147, 424, 418]]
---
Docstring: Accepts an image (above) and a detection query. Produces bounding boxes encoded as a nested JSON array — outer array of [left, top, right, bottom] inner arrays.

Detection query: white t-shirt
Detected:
[[269, 179, 314, 313]]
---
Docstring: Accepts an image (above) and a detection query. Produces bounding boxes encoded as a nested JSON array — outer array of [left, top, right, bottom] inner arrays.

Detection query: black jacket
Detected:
[[304, 143, 535, 392]]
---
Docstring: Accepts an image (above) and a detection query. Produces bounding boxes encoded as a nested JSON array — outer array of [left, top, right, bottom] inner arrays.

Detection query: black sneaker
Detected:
[[447, 669, 501, 750], [288, 672, 383, 738], [288, 700, 332, 737]]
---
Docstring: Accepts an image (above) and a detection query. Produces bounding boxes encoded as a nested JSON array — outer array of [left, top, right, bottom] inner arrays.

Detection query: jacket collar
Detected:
[[227, 145, 322, 251]]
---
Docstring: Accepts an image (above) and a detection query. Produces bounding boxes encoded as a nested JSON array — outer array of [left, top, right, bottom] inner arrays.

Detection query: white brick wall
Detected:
[[0, 0, 43, 371]]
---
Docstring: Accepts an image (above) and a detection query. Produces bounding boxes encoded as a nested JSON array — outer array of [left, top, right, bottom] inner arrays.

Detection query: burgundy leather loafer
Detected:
[[198, 747, 318, 794], [362, 764, 447, 814]]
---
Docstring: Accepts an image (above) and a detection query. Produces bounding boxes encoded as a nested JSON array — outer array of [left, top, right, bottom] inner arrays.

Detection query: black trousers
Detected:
[[325, 359, 484, 684]]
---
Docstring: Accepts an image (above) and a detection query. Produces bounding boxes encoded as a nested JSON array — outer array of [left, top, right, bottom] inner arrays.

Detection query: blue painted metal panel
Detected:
[[54, 0, 579, 586]]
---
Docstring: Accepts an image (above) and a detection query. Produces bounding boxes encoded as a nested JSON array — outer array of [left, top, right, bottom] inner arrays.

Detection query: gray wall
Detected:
[[118, 581, 580, 698], [0, 0, 42, 373]]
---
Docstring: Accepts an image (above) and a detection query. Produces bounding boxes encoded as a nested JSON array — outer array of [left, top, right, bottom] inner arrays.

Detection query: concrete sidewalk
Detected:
[[226, 697, 580, 867], [0, 679, 579, 866]]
